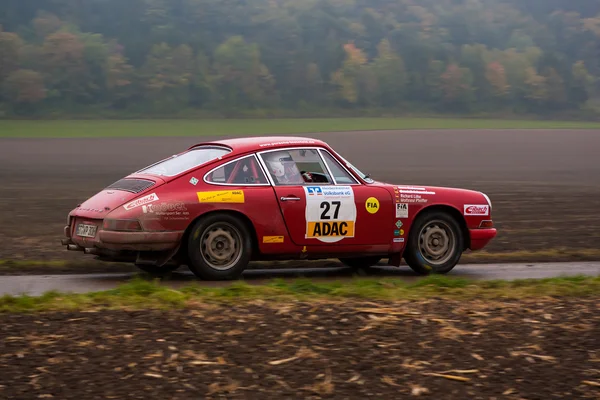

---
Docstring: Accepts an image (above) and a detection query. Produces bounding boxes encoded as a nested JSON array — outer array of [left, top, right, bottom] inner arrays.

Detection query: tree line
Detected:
[[0, 0, 599, 117]]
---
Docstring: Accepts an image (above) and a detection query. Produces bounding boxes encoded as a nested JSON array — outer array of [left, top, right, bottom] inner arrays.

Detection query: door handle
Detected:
[[280, 196, 301, 201]]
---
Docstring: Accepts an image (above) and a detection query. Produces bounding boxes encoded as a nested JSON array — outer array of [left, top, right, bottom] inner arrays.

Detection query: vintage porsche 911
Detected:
[[62, 136, 497, 280]]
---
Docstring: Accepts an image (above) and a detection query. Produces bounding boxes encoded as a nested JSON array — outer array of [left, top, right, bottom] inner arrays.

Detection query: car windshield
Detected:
[[335, 152, 374, 183], [138, 146, 231, 177]]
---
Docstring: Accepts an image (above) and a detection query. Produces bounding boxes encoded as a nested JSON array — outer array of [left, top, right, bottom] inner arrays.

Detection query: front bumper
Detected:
[[468, 228, 497, 251]]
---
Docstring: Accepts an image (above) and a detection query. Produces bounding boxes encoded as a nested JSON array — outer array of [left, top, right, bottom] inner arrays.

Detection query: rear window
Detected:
[[138, 146, 231, 177]]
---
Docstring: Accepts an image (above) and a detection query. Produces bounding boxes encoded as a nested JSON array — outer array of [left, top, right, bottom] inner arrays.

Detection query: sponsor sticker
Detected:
[[393, 238, 405, 243], [263, 236, 284, 243], [78, 207, 104, 213], [142, 202, 190, 220], [304, 186, 356, 243], [259, 140, 316, 147], [365, 197, 379, 214], [306, 186, 324, 196], [123, 193, 159, 211], [394, 186, 433, 203], [396, 186, 427, 191], [400, 190, 435, 196], [400, 193, 429, 203], [189, 177, 199, 185], [394, 229, 400, 236], [464, 204, 489, 216], [395, 220, 403, 229], [395, 203, 408, 218], [197, 190, 245, 203]]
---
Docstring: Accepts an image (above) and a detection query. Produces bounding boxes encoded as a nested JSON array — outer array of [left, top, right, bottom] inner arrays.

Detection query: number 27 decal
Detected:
[[320, 201, 340, 219]]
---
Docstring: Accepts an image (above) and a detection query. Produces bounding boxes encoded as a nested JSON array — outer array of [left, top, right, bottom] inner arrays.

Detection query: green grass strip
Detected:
[[2, 118, 600, 138], [1, 274, 599, 313]]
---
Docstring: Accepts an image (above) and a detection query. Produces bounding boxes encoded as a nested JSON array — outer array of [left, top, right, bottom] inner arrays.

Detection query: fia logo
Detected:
[[395, 202, 408, 218]]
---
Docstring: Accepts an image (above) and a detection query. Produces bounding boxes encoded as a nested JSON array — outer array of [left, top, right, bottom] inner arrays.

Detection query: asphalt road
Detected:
[[3, 261, 600, 297]]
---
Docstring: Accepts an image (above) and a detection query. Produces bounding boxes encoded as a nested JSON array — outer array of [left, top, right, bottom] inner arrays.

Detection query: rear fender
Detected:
[[176, 209, 260, 264]]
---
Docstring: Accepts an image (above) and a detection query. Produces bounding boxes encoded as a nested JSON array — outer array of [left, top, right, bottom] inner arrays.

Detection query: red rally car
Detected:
[[62, 136, 497, 280]]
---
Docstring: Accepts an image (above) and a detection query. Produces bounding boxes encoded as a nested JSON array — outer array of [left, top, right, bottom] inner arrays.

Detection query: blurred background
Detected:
[[0, 0, 599, 118]]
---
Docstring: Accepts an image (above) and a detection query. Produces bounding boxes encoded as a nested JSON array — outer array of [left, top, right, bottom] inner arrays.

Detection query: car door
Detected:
[[258, 147, 393, 246]]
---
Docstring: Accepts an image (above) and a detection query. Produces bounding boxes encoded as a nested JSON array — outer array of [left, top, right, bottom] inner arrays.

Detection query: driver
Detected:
[[264, 153, 304, 184]]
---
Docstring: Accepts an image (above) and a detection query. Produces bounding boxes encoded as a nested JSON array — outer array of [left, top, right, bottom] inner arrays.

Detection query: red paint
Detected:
[[65, 136, 497, 264], [468, 228, 498, 251]]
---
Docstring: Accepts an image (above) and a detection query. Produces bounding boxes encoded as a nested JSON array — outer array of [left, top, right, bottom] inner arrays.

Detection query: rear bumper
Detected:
[[468, 228, 497, 251], [64, 225, 184, 251]]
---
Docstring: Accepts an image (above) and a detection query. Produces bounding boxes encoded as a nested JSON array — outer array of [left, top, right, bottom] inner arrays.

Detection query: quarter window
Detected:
[[261, 149, 333, 185], [319, 150, 358, 184], [205, 155, 267, 185]]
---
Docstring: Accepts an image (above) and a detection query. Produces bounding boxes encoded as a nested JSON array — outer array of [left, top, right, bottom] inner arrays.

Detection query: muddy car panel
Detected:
[[63, 135, 497, 269]]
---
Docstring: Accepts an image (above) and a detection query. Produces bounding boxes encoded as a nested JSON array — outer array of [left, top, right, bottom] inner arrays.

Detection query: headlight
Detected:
[[480, 192, 492, 210]]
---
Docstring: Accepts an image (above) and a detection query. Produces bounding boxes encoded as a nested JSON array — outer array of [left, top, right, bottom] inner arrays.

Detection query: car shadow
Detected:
[[71, 257, 502, 291], [97, 263, 424, 287]]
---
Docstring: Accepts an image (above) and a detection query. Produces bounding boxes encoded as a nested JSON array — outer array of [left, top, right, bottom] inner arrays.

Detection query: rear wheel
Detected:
[[186, 213, 252, 280], [339, 256, 382, 270], [404, 211, 463, 275]]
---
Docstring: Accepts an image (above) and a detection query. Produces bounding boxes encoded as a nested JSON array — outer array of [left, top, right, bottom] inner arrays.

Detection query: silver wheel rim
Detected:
[[418, 219, 456, 266], [200, 222, 243, 271]]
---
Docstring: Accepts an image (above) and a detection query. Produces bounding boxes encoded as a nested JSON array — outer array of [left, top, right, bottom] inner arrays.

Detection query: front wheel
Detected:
[[403, 211, 464, 275], [186, 213, 252, 280]]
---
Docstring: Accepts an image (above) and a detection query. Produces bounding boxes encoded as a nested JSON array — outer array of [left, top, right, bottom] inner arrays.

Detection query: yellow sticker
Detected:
[[306, 221, 355, 238], [263, 236, 284, 243], [365, 197, 379, 214], [400, 229, 404, 235], [197, 190, 245, 203]]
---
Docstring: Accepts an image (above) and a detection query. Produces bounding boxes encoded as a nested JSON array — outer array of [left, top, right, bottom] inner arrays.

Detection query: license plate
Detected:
[[76, 223, 97, 238]]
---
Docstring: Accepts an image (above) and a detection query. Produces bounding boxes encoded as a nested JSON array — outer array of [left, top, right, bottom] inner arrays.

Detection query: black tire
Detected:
[[186, 213, 252, 280], [136, 264, 180, 275], [339, 256, 382, 270], [403, 211, 464, 275]]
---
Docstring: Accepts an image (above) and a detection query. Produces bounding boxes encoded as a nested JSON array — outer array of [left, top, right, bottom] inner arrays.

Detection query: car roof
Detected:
[[188, 136, 329, 155]]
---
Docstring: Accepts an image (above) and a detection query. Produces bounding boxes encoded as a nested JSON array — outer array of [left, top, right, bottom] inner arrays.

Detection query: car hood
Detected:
[[69, 175, 165, 219], [393, 184, 480, 195], [384, 183, 491, 206]]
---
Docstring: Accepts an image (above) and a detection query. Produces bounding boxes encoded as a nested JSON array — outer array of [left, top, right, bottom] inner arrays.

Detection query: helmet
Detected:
[[265, 152, 302, 183], [268, 160, 286, 177]]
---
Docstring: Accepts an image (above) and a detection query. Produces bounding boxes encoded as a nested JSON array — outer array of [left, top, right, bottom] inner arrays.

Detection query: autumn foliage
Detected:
[[0, 1, 598, 116]]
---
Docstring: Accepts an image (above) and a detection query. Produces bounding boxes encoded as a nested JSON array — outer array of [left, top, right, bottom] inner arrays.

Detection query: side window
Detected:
[[205, 155, 267, 185], [320, 150, 358, 184], [261, 149, 333, 186]]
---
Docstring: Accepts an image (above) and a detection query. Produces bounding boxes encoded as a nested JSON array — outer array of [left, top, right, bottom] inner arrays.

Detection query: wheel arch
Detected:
[[409, 204, 470, 250], [176, 209, 260, 264]]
